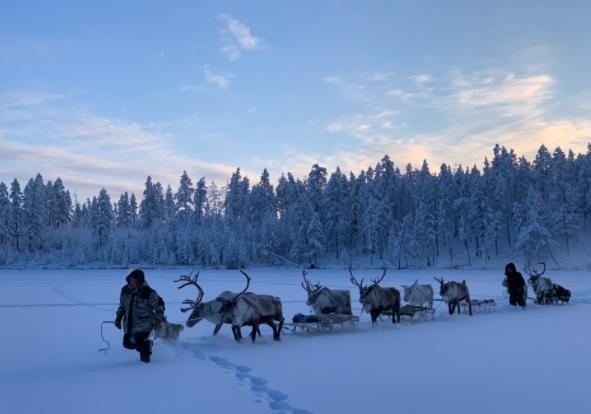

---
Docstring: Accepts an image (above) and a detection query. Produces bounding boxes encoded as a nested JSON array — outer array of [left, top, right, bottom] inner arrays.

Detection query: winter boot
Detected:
[[140, 339, 153, 363]]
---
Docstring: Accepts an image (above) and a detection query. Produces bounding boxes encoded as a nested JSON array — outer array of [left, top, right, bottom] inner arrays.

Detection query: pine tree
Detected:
[[194, 177, 208, 223], [175, 171, 194, 222], [516, 186, 554, 265], [95, 188, 113, 250]]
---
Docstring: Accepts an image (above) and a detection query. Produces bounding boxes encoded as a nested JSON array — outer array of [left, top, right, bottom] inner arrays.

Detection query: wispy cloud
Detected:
[[0, 91, 251, 198], [177, 84, 208, 93], [219, 14, 261, 61], [310, 58, 590, 178], [0, 90, 64, 108], [323, 75, 342, 84], [451, 72, 554, 118], [326, 110, 400, 144], [203, 65, 233, 89], [410, 73, 432, 84], [385, 88, 416, 101]]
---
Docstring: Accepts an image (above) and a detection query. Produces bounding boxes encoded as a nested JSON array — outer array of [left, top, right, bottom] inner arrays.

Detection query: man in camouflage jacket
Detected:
[[115, 269, 164, 363]]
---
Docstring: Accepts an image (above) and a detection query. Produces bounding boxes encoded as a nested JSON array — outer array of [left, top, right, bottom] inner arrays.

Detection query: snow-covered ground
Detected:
[[1, 267, 590, 414]]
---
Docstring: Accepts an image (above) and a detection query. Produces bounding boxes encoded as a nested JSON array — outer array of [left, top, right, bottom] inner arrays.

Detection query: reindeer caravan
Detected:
[[171, 263, 571, 343]]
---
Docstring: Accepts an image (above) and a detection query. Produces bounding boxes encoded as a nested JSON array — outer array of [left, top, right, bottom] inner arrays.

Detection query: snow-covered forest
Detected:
[[0, 144, 588, 268]]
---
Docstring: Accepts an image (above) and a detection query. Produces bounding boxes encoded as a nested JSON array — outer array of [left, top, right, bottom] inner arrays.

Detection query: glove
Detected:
[[114, 320, 122, 330]]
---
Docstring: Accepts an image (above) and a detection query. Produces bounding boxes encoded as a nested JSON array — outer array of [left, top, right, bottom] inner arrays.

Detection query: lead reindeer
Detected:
[[434, 277, 472, 315], [175, 272, 262, 337], [301, 270, 352, 315], [349, 266, 400, 325], [218, 269, 285, 343], [401, 280, 434, 308]]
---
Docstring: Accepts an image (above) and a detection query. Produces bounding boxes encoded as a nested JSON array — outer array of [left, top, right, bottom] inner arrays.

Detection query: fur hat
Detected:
[[126, 269, 145, 284], [505, 262, 517, 273]]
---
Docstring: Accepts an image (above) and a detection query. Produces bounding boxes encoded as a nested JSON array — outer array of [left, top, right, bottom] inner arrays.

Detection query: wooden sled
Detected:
[[284, 314, 360, 334], [460, 299, 497, 313]]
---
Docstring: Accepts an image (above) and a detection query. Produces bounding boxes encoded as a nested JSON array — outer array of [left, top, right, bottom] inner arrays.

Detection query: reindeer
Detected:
[[218, 269, 285, 343], [301, 270, 352, 315], [349, 266, 400, 325], [434, 277, 472, 315], [401, 280, 434, 309], [175, 272, 261, 337], [526, 263, 554, 304]]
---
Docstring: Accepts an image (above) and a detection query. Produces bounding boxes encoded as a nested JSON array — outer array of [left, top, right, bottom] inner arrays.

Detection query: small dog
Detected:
[[154, 319, 184, 342]]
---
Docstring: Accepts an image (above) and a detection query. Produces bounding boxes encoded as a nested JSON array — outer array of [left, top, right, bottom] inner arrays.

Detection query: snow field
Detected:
[[1, 268, 590, 414]]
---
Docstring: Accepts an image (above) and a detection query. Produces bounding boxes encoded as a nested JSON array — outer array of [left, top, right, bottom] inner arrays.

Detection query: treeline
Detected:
[[0, 144, 588, 268]]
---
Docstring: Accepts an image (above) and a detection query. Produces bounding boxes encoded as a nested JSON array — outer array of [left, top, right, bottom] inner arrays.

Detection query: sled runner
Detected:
[[460, 299, 496, 313], [379, 305, 436, 320], [285, 313, 360, 334], [399, 304, 436, 320]]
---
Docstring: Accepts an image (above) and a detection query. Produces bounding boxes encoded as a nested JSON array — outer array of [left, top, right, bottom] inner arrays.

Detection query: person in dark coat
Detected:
[[503, 263, 526, 308], [115, 269, 164, 363]]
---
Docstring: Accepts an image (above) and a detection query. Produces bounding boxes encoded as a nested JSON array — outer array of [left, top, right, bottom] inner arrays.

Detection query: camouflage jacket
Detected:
[[116, 283, 164, 335]]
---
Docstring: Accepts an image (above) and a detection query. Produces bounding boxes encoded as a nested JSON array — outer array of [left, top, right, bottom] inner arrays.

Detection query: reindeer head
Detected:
[[433, 276, 447, 297], [350, 266, 387, 309], [402, 280, 418, 302], [525, 262, 546, 286], [301, 269, 323, 306], [175, 271, 205, 328], [218, 269, 251, 318]]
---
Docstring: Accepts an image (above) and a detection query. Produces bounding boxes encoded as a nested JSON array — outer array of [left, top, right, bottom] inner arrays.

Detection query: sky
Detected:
[[1, 0, 590, 199]]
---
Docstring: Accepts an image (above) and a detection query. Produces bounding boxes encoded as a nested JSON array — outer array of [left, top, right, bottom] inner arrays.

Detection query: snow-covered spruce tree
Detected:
[[515, 186, 555, 265], [0, 182, 10, 263], [8, 179, 23, 253], [95, 188, 113, 256], [22, 174, 46, 252], [548, 147, 580, 255], [175, 170, 194, 223], [322, 167, 349, 260], [194, 177, 207, 224], [139, 176, 164, 228], [246, 169, 276, 263], [164, 185, 176, 223], [116, 192, 132, 228]]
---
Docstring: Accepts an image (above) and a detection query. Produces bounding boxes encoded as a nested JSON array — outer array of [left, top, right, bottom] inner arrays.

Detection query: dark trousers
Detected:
[[123, 332, 151, 359], [509, 289, 526, 307]]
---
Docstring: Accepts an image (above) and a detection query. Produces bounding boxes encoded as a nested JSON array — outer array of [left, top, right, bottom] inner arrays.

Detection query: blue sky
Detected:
[[1, 0, 590, 199]]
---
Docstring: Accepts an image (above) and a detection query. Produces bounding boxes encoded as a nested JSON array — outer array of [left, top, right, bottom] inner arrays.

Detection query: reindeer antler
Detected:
[[433, 276, 444, 285], [232, 268, 252, 303], [301, 269, 321, 293], [371, 267, 387, 285], [349, 265, 364, 289], [174, 271, 204, 313], [525, 262, 546, 278]]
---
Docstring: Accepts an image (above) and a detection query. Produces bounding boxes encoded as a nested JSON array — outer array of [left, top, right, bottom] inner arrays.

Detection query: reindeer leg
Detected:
[[232, 325, 241, 342], [371, 310, 378, 326], [457, 300, 461, 314], [266, 320, 278, 341], [277, 317, 284, 341], [250, 324, 258, 343], [213, 324, 223, 336], [467, 298, 473, 316]]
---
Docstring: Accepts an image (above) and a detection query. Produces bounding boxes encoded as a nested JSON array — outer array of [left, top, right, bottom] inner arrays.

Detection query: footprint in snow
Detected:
[[181, 347, 315, 414]]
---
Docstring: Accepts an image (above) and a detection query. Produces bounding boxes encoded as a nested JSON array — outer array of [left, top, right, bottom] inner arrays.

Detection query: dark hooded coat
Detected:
[[115, 270, 164, 335]]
